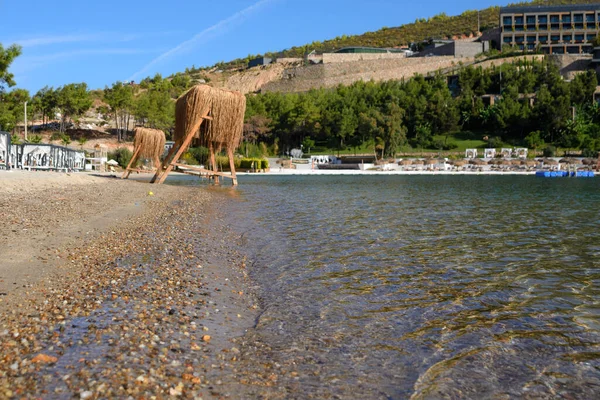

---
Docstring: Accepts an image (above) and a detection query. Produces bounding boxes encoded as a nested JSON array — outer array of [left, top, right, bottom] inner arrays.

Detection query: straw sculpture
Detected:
[[152, 84, 246, 185], [174, 85, 245, 152], [133, 127, 166, 167]]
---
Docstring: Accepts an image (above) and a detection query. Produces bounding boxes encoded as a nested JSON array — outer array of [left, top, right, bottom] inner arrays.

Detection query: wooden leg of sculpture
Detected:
[[156, 118, 206, 185], [150, 141, 179, 183], [122, 146, 142, 179], [227, 147, 237, 186], [209, 143, 219, 185]]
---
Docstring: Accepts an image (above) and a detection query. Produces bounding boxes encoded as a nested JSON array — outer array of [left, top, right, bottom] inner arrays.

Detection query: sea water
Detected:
[[181, 175, 600, 398]]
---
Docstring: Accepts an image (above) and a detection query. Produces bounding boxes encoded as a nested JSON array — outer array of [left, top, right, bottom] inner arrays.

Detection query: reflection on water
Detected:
[[181, 175, 600, 398]]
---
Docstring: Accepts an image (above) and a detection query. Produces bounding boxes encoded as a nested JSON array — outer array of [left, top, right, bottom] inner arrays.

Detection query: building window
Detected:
[[553, 47, 565, 54], [551, 35, 561, 43], [515, 26, 525, 31], [515, 16, 524, 25], [551, 24, 560, 30], [515, 36, 525, 44], [587, 33, 596, 42], [575, 23, 584, 29], [563, 23, 572, 30], [539, 24, 549, 31], [503, 16, 512, 25], [526, 16, 536, 24], [518, 44, 525, 50], [539, 35, 548, 43], [563, 35, 572, 43], [503, 36, 512, 43], [574, 14, 584, 23], [567, 46, 579, 54], [527, 35, 536, 43], [562, 15, 571, 23], [527, 43, 536, 50], [550, 15, 560, 23], [587, 14, 596, 23], [582, 45, 593, 53], [575, 34, 585, 43], [538, 15, 548, 24]]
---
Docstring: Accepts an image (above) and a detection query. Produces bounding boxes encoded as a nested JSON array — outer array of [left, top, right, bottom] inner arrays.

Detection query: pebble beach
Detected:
[[0, 171, 261, 398]]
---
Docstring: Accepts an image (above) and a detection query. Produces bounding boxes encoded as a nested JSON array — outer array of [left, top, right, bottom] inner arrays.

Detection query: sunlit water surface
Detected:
[[175, 175, 600, 398]]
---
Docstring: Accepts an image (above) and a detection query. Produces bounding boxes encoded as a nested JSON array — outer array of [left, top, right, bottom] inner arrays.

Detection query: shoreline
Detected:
[[0, 172, 259, 398], [237, 169, 537, 176]]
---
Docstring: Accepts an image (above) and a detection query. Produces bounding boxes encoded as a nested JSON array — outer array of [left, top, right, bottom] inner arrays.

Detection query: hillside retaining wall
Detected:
[[262, 56, 464, 93], [322, 52, 407, 64]]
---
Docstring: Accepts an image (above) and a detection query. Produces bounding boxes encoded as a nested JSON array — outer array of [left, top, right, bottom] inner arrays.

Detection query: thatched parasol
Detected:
[[582, 158, 594, 165], [399, 159, 413, 166], [425, 158, 437, 165], [559, 158, 575, 164], [525, 160, 537, 167], [175, 84, 246, 153], [132, 127, 166, 166], [413, 159, 425, 165], [452, 160, 467, 167], [544, 159, 558, 165]]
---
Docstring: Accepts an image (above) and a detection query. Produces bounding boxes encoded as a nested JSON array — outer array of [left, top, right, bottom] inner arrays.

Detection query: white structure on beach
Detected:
[[514, 148, 528, 158], [0, 131, 9, 169], [484, 148, 496, 159], [465, 149, 477, 159], [500, 148, 513, 158], [310, 155, 339, 165]]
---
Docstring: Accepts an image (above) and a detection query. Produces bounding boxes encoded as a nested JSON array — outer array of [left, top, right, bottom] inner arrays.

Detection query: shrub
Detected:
[[29, 135, 43, 144], [542, 145, 556, 158], [240, 158, 268, 170], [50, 132, 62, 141], [108, 148, 133, 168], [582, 148, 598, 158], [187, 147, 209, 165], [181, 152, 197, 165]]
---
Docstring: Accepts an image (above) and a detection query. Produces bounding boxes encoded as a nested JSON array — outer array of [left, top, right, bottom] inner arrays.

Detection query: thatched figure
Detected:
[[152, 84, 246, 185], [122, 127, 166, 179], [132, 127, 166, 167]]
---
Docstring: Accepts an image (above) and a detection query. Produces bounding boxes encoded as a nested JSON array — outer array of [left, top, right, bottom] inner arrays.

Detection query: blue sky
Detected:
[[1, 0, 510, 94]]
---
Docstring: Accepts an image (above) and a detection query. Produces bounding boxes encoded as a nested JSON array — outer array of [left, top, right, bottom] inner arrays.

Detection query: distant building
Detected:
[[500, 4, 600, 54], [248, 57, 272, 68], [417, 40, 489, 58], [333, 46, 408, 54]]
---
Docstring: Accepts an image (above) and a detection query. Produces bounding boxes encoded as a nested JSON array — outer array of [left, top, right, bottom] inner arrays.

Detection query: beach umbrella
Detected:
[[106, 159, 119, 166]]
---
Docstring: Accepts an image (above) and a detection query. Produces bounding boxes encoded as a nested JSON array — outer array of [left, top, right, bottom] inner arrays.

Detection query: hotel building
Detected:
[[500, 4, 600, 54]]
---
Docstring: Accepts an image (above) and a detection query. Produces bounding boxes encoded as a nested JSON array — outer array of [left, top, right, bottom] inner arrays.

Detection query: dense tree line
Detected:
[[244, 58, 600, 157]]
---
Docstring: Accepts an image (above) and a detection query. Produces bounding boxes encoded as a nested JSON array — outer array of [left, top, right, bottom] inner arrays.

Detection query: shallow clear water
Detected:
[[177, 175, 600, 398]]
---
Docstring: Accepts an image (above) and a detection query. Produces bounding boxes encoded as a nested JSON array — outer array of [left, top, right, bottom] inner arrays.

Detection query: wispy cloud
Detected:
[[12, 31, 179, 48], [128, 0, 278, 81], [12, 48, 160, 75], [14, 33, 107, 47]]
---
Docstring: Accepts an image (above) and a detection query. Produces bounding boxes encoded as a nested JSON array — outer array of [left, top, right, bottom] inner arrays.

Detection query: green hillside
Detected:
[[183, 0, 600, 73]]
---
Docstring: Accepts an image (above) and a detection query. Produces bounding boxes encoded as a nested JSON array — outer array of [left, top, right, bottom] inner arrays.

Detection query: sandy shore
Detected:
[[0, 171, 258, 398]]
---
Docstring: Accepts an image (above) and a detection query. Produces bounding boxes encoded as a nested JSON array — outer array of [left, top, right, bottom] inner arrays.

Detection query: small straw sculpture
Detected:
[[132, 127, 166, 167]]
